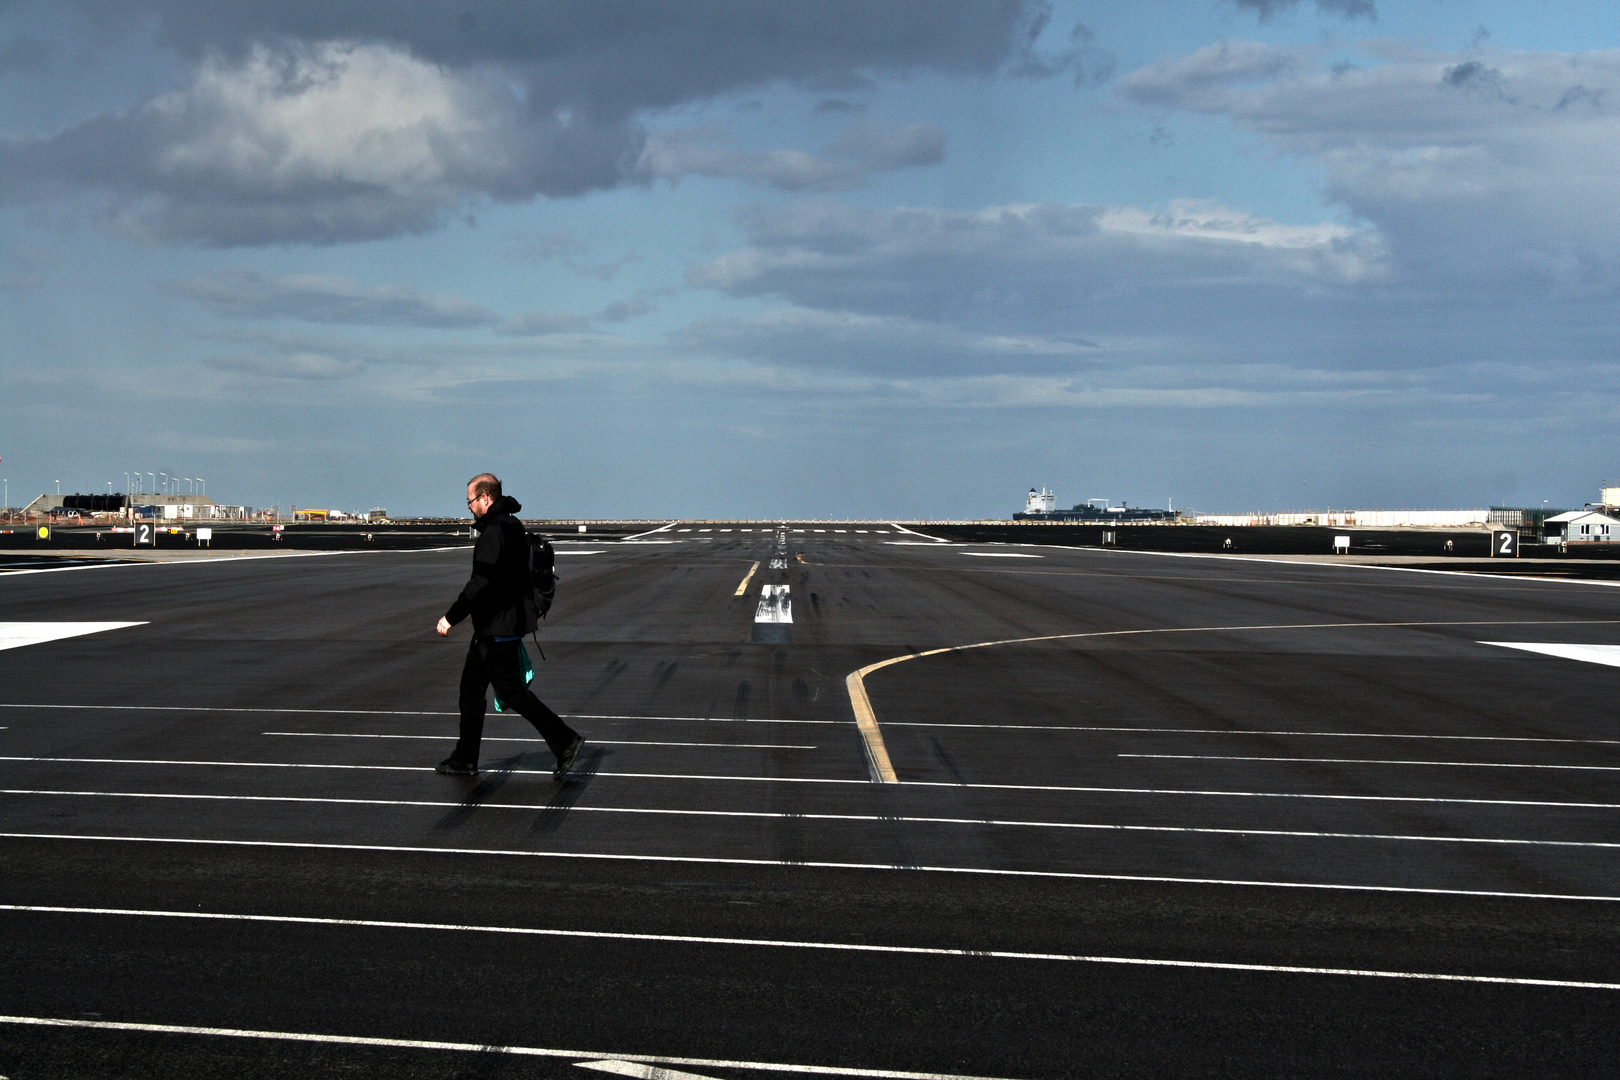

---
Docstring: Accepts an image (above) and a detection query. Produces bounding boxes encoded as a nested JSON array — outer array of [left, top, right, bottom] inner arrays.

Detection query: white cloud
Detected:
[[689, 198, 1384, 341], [206, 351, 365, 380], [4, 42, 640, 245], [171, 267, 499, 327], [1120, 43, 1620, 289]]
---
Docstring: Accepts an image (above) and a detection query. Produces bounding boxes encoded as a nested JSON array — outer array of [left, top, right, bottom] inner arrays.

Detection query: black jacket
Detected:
[[443, 495, 537, 637]]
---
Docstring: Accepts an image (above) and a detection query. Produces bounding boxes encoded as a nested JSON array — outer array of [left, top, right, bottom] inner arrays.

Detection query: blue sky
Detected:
[[2, 1, 1617, 518]]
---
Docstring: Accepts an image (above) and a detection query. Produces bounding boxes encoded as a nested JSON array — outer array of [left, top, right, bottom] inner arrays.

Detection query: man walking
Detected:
[[435, 473, 583, 779]]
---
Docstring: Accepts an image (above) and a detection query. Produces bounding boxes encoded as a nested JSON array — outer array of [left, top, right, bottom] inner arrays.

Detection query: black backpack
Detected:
[[526, 529, 556, 621]]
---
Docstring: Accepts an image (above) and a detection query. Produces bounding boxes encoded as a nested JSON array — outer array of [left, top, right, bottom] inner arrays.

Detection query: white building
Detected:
[[1543, 510, 1620, 545]]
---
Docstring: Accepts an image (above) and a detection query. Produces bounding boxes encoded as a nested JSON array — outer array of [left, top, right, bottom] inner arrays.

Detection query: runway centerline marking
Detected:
[[0, 622, 147, 652], [959, 552, 1043, 559], [9, 758, 1620, 809], [5, 833, 1620, 902], [1481, 641, 1620, 668], [1122, 753, 1620, 772], [260, 733, 819, 750], [2, 906, 1616, 990], [8, 789, 1617, 849], [844, 618, 1620, 787], [885, 722, 1620, 746], [0, 1015, 1018, 1080], [0, 704, 841, 725]]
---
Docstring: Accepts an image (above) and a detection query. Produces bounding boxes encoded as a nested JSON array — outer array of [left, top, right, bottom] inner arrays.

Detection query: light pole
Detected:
[[198, 478, 205, 497], [55, 479, 60, 495], [147, 473, 155, 496]]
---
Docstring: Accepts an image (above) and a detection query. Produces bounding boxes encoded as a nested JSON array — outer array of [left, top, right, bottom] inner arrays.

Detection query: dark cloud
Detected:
[[504, 231, 589, 262], [825, 122, 944, 169], [205, 352, 366, 380], [497, 311, 592, 336], [814, 99, 868, 114], [2, 42, 642, 245], [640, 120, 942, 191], [0, 36, 51, 75], [1118, 44, 1620, 290], [117, 0, 1053, 119], [12, 2, 1051, 245], [685, 198, 1382, 377], [171, 267, 500, 327], [1230, 0, 1375, 21], [674, 306, 1100, 375]]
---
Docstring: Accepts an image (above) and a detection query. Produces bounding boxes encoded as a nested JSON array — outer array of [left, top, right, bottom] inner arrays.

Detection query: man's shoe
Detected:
[[436, 757, 477, 776], [553, 736, 584, 779]]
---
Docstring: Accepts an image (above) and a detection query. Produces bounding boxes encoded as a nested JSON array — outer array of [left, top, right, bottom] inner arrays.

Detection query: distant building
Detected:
[[21, 492, 251, 521], [1544, 510, 1620, 545], [1195, 509, 1492, 527]]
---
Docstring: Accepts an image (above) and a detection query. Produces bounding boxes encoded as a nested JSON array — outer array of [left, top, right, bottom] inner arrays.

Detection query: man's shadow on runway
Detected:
[[532, 746, 606, 835], [432, 747, 607, 832]]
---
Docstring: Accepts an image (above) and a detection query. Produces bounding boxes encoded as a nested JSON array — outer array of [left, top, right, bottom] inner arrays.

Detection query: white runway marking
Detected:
[[0, 703, 841, 724], [578, 1061, 719, 1080], [0, 622, 147, 652], [7, 789, 1615, 850], [3, 906, 1617, 990], [260, 733, 819, 750], [1123, 753, 1620, 772], [888, 722, 1620, 746], [959, 553, 1042, 559], [8, 757, 1620, 809], [755, 584, 792, 624], [1481, 641, 1620, 668], [556, 550, 605, 556], [4, 834, 1619, 902], [0, 1014, 1017, 1080]]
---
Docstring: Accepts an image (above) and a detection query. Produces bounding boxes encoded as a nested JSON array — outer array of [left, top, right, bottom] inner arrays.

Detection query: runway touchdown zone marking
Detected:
[[1482, 641, 1620, 668], [0, 622, 146, 652]]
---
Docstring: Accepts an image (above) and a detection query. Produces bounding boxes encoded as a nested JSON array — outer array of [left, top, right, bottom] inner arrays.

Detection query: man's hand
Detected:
[[436, 616, 452, 636]]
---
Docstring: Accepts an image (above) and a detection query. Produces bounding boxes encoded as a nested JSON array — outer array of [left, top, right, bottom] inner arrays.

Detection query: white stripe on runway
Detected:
[[0, 622, 147, 651], [1481, 641, 1620, 668], [5, 788, 1616, 850], [0, 703, 840, 724], [260, 733, 819, 750], [1121, 754, 1620, 772], [2, 834, 1618, 903], [2, 905, 1616, 990], [886, 722, 1620, 746], [0, 1014, 1014, 1080], [6, 757, 1620, 810]]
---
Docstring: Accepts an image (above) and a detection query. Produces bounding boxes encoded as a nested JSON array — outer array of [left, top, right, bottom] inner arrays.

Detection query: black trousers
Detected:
[[454, 636, 577, 766]]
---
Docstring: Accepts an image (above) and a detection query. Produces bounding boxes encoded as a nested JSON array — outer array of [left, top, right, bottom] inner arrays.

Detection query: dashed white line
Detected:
[[5, 789, 1615, 850], [2, 906, 1616, 990], [7, 757, 1620, 809], [886, 722, 1620, 746], [1121, 754, 1620, 772], [260, 733, 818, 750], [0, 1014, 1019, 1080], [2, 835, 1617, 902]]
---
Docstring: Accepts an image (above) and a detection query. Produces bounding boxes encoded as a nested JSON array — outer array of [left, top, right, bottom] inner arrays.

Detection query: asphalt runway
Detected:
[[2, 525, 1619, 1078]]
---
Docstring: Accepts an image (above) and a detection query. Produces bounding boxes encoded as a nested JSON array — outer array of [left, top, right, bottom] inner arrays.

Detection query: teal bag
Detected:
[[492, 643, 534, 712]]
